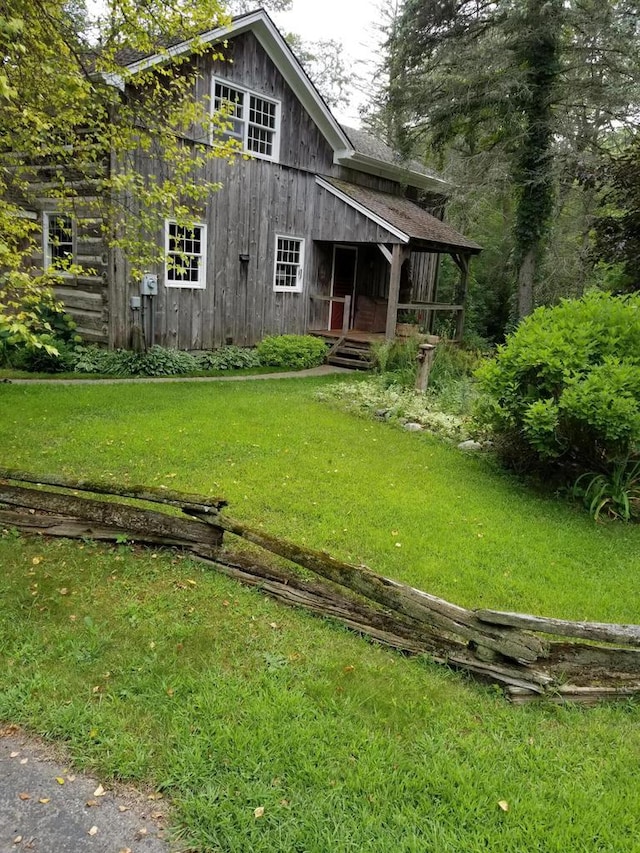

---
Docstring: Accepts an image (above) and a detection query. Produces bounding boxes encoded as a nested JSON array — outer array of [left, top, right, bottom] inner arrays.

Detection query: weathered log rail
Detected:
[[1, 467, 639, 705]]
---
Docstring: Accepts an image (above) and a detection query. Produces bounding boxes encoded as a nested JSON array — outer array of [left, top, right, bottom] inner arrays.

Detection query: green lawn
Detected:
[[1, 377, 639, 851]]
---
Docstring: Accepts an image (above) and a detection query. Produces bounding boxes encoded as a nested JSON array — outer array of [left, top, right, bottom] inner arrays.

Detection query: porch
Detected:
[[308, 178, 482, 355]]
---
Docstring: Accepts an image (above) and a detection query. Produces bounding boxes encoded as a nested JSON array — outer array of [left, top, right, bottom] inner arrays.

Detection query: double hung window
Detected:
[[274, 235, 304, 293], [213, 80, 280, 161], [165, 221, 207, 289]]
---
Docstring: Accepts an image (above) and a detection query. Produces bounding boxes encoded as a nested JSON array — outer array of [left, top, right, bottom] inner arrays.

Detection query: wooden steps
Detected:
[[314, 334, 374, 370]]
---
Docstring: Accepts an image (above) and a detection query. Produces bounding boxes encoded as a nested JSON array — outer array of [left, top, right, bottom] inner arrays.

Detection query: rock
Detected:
[[374, 409, 389, 419], [458, 439, 483, 451], [404, 422, 423, 432]]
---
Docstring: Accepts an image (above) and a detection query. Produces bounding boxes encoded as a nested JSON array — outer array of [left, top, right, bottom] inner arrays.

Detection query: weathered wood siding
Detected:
[[29, 205, 110, 344], [207, 32, 337, 176]]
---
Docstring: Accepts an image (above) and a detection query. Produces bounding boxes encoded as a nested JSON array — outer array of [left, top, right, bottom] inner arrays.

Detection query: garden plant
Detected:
[[476, 292, 640, 519]]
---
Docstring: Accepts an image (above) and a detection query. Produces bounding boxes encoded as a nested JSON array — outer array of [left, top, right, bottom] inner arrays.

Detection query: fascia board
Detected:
[[334, 149, 450, 193], [315, 176, 410, 243]]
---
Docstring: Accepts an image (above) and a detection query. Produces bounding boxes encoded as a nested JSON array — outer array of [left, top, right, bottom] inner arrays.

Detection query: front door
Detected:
[[329, 246, 358, 331]]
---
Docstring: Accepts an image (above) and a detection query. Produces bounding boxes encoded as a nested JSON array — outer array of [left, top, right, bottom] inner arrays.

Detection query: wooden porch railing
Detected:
[[309, 294, 351, 336]]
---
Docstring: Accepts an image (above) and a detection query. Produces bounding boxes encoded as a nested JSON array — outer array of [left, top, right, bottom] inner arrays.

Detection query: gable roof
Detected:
[[317, 177, 482, 254], [109, 8, 449, 193]]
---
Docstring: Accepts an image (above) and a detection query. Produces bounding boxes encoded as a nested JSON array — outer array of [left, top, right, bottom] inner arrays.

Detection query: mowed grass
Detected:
[[1, 376, 639, 620], [1, 377, 640, 851]]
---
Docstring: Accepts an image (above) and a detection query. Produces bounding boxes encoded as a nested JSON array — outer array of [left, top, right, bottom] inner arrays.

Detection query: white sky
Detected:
[[272, 0, 382, 126]]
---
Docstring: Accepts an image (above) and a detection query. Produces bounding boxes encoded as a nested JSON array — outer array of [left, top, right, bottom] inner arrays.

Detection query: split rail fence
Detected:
[[1, 468, 639, 705]]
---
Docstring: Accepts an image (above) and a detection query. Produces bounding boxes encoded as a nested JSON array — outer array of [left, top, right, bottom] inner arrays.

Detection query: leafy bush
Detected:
[[71, 346, 120, 375], [256, 335, 328, 369], [0, 270, 80, 366], [71, 345, 199, 376], [476, 291, 640, 480], [195, 346, 260, 371], [16, 338, 80, 373]]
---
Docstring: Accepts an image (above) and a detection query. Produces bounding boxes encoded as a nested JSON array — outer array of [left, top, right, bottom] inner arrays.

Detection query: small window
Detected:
[[165, 221, 207, 289], [212, 78, 280, 162], [44, 213, 74, 270], [274, 235, 304, 293]]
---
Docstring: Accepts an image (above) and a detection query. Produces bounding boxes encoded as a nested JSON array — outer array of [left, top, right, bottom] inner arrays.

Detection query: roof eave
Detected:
[[334, 150, 450, 194]]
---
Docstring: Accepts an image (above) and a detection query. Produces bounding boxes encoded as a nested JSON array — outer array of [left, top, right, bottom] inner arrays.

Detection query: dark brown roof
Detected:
[[322, 178, 482, 253]]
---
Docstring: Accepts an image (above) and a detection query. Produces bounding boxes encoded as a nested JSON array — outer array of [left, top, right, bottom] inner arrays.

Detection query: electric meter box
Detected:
[[141, 273, 158, 296]]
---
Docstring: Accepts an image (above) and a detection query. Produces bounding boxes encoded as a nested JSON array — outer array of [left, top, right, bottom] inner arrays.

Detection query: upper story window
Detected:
[[44, 213, 74, 271], [165, 220, 207, 289], [213, 79, 280, 162], [273, 235, 304, 293]]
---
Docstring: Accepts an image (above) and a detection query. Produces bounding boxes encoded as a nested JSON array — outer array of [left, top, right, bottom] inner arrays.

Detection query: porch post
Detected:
[[454, 253, 470, 342], [385, 244, 409, 341]]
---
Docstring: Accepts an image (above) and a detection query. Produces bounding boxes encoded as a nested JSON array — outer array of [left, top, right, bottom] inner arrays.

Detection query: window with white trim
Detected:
[[165, 220, 207, 289], [213, 79, 280, 161], [274, 235, 304, 293], [44, 213, 74, 270]]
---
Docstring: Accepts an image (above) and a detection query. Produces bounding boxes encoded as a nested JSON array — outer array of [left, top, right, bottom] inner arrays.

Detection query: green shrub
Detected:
[[71, 345, 199, 376], [476, 291, 640, 478], [71, 346, 120, 375], [195, 346, 260, 371], [0, 269, 81, 368], [17, 338, 79, 373], [256, 335, 328, 369]]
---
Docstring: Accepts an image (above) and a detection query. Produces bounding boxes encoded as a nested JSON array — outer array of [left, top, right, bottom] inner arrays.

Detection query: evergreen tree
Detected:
[[380, 0, 640, 324]]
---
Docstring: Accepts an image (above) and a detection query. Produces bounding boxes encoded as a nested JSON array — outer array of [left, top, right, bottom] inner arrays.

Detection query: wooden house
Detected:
[[25, 8, 481, 356]]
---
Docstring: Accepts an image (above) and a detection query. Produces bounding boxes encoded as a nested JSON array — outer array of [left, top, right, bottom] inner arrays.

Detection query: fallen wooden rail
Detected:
[[1, 467, 639, 705]]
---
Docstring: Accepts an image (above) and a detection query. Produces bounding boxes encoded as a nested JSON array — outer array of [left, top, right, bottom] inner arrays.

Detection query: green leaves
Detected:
[[476, 291, 640, 486], [256, 336, 329, 370]]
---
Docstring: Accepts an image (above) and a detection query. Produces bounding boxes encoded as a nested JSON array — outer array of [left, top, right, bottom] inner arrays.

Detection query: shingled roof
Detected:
[[340, 126, 445, 188], [318, 178, 482, 253]]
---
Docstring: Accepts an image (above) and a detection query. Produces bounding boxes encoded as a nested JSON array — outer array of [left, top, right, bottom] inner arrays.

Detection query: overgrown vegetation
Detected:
[[321, 339, 482, 440], [0, 335, 326, 378], [372, 0, 640, 342], [0, 270, 81, 361], [476, 291, 640, 518], [0, 377, 639, 851]]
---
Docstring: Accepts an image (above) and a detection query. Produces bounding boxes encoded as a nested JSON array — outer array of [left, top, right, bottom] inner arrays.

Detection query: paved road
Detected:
[[0, 728, 172, 853]]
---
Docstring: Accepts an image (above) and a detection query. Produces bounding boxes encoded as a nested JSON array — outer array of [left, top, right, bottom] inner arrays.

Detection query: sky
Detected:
[[271, 0, 382, 126]]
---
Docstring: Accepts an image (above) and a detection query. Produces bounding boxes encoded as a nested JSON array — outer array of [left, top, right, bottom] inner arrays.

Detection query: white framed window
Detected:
[[165, 220, 207, 289], [213, 78, 280, 162], [274, 235, 305, 293], [44, 212, 75, 271]]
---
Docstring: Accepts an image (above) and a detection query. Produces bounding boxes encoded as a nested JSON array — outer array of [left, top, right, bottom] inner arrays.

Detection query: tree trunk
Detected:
[[516, 246, 536, 318]]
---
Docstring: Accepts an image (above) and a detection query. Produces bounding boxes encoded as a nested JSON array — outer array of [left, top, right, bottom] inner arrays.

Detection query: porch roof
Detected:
[[316, 177, 482, 255]]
